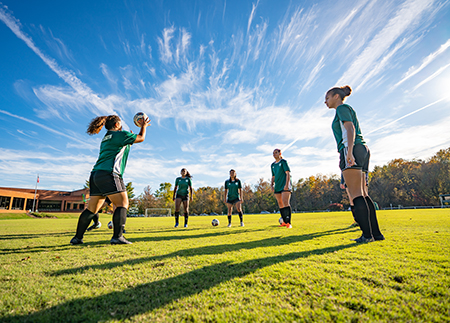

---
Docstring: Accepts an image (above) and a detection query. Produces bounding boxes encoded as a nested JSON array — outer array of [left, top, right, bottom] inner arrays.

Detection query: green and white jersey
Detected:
[[332, 104, 366, 152], [271, 159, 291, 192], [92, 130, 137, 177], [175, 177, 192, 196], [225, 179, 242, 201]]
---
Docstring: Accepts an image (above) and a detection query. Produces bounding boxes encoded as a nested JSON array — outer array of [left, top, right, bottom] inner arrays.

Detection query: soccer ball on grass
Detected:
[[212, 219, 219, 226], [279, 217, 284, 225], [108, 221, 113, 229]]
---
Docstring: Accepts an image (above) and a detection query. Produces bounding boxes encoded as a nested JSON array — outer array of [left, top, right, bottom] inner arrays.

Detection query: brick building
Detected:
[[0, 187, 89, 213]]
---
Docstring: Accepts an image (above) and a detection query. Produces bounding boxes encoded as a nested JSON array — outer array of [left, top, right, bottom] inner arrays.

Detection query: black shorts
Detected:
[[339, 144, 370, 172], [89, 171, 126, 196], [175, 194, 189, 201], [226, 198, 241, 204], [274, 189, 291, 194]]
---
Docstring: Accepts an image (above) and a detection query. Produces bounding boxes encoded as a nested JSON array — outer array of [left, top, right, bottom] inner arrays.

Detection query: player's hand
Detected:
[[346, 153, 355, 167], [138, 117, 151, 128], [339, 183, 345, 189]]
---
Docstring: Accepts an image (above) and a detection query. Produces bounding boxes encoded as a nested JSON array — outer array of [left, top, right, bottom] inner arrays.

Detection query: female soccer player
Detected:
[[70, 114, 150, 245], [224, 169, 244, 227], [173, 168, 193, 228], [271, 149, 292, 228], [325, 85, 384, 243]]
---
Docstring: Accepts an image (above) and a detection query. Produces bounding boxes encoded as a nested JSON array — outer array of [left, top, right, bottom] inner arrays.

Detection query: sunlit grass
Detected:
[[0, 210, 449, 322]]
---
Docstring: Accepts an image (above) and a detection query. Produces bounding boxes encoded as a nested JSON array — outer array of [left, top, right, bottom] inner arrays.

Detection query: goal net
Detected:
[[145, 208, 172, 217]]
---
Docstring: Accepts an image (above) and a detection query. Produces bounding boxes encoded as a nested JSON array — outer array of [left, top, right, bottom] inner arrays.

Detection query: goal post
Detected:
[[145, 208, 172, 217]]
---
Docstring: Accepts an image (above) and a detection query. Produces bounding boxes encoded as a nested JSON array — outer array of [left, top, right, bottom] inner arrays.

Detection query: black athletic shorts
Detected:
[[175, 194, 189, 201], [226, 198, 241, 204], [89, 170, 126, 196], [274, 189, 291, 194], [339, 144, 370, 172]]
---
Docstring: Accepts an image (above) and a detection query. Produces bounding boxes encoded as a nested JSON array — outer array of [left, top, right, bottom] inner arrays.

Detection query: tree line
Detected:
[[128, 147, 450, 214]]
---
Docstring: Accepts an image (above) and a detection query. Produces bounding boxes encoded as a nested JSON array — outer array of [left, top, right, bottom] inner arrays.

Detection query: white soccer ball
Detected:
[[212, 218, 219, 226], [133, 112, 148, 127], [279, 217, 284, 225], [108, 221, 113, 229]]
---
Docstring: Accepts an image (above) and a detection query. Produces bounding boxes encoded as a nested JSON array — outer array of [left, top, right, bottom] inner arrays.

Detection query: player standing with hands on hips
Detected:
[[325, 85, 384, 243], [224, 169, 244, 227], [70, 114, 150, 245], [173, 168, 193, 228], [271, 149, 293, 228]]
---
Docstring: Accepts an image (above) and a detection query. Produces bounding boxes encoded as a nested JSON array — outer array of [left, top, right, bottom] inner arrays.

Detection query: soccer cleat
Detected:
[[279, 223, 287, 227], [174, 223, 179, 228], [111, 237, 132, 245], [352, 235, 374, 243], [240, 222, 244, 227], [227, 223, 231, 228], [286, 224, 292, 229], [373, 234, 385, 241], [70, 237, 83, 245], [184, 224, 188, 228], [86, 222, 102, 231]]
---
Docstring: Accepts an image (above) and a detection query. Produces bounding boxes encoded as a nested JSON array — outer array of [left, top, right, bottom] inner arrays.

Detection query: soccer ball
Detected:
[[212, 219, 219, 226], [133, 112, 148, 127], [108, 221, 113, 229], [279, 217, 284, 225]]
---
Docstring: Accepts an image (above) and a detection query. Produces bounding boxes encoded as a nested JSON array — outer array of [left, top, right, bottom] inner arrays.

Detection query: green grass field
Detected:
[[0, 210, 449, 322]]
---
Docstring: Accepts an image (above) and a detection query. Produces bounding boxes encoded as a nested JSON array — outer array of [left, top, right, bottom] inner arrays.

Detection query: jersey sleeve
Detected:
[[271, 163, 275, 176], [224, 180, 228, 189], [282, 160, 291, 172], [238, 180, 242, 189], [336, 105, 353, 122], [175, 177, 180, 187], [120, 131, 138, 145], [188, 178, 192, 187]]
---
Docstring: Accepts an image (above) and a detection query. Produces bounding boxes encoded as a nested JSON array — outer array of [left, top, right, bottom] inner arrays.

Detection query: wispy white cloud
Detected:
[[395, 39, 450, 88], [412, 62, 450, 91], [247, 0, 260, 34], [157, 26, 175, 64]]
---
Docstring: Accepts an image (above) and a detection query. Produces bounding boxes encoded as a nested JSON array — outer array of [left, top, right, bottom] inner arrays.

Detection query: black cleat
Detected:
[[111, 237, 132, 245], [352, 235, 374, 243], [86, 222, 101, 231], [70, 237, 83, 245], [373, 234, 385, 241]]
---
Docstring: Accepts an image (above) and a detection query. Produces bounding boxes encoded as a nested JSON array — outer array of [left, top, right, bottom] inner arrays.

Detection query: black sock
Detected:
[[350, 205, 357, 223], [175, 211, 180, 225], [184, 213, 188, 225], [353, 196, 372, 238], [365, 196, 382, 237], [75, 209, 96, 239], [238, 211, 243, 223], [228, 215, 232, 224], [285, 206, 292, 224], [280, 207, 288, 223], [92, 213, 100, 225], [113, 207, 127, 239]]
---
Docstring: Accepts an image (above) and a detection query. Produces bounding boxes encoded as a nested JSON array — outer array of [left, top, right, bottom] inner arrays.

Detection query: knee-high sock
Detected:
[[350, 205, 357, 223], [92, 213, 100, 225], [280, 207, 288, 223], [113, 207, 127, 239], [175, 211, 180, 225], [227, 215, 232, 224], [75, 209, 96, 239], [353, 196, 372, 238], [184, 213, 189, 225], [365, 196, 382, 236], [285, 206, 292, 224], [238, 211, 243, 223]]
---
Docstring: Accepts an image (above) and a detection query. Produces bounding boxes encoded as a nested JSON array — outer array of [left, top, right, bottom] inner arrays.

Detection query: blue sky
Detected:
[[1, 0, 449, 195]]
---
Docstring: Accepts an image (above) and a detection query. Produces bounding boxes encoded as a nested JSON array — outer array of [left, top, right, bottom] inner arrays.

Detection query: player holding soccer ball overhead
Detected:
[[173, 168, 193, 228], [271, 149, 293, 228], [224, 169, 244, 227], [70, 114, 150, 245], [325, 85, 384, 243]]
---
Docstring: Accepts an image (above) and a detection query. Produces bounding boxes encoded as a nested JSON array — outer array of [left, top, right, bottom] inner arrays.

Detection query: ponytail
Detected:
[[87, 115, 121, 135]]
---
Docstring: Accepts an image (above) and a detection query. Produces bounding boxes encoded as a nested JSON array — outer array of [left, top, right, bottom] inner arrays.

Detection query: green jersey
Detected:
[[225, 179, 242, 201], [175, 177, 192, 196], [271, 159, 291, 192], [332, 104, 366, 152], [92, 130, 137, 177]]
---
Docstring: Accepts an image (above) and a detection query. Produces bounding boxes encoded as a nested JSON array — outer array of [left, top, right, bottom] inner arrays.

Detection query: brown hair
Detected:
[[87, 115, 121, 135], [181, 168, 192, 178], [327, 85, 352, 100]]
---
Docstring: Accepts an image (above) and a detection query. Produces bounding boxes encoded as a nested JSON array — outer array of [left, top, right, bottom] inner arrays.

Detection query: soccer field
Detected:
[[0, 210, 449, 322]]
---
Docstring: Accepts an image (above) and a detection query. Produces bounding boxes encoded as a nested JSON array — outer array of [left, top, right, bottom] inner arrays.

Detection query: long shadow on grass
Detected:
[[50, 227, 355, 277], [3, 243, 358, 323]]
